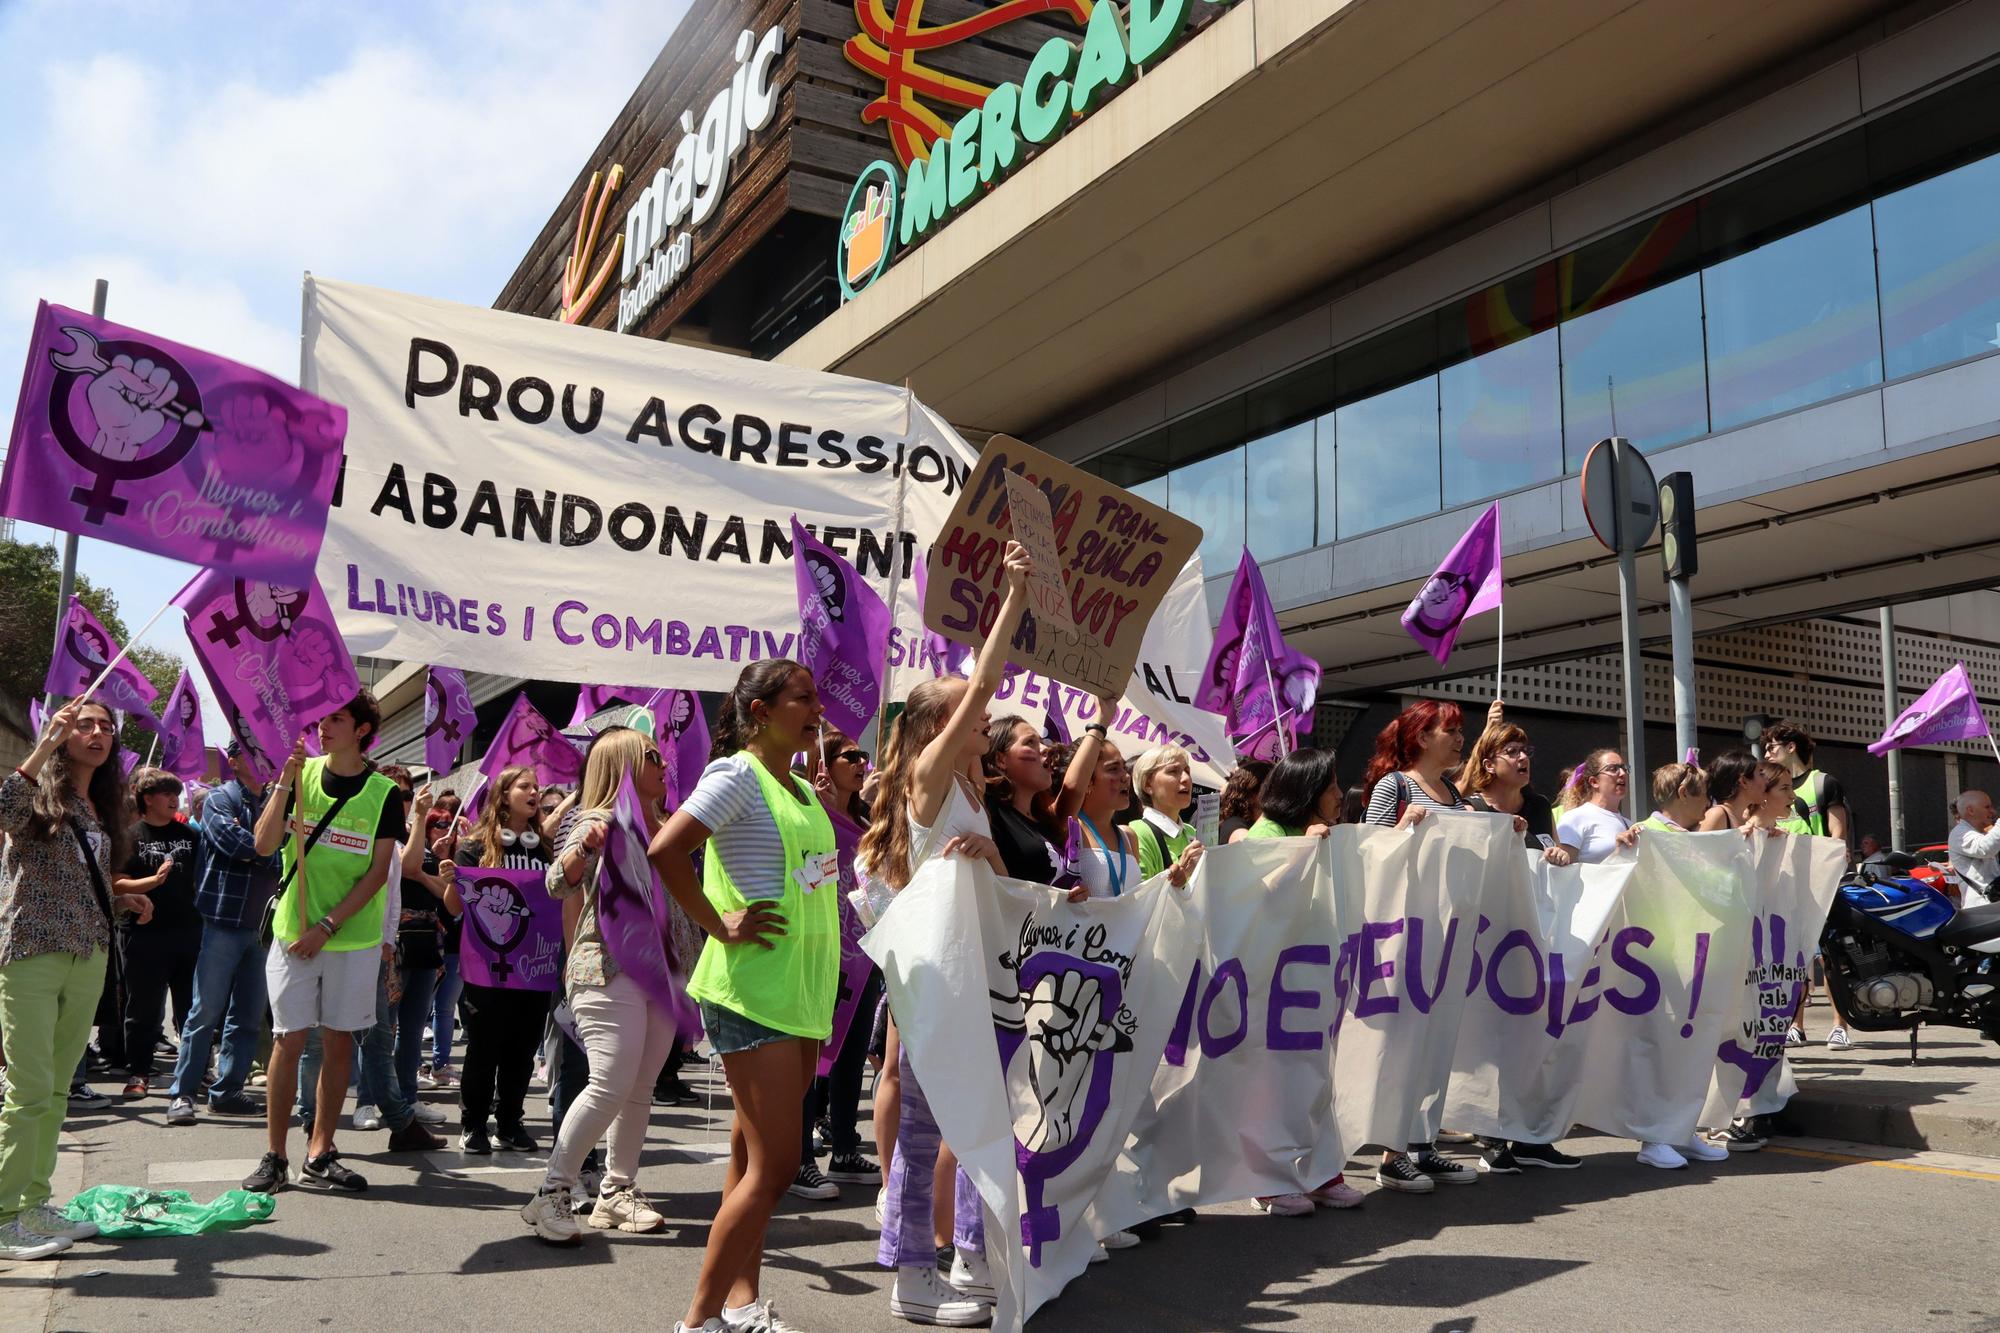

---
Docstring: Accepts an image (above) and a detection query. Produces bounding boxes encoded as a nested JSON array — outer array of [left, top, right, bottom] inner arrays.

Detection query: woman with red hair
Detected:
[[1359, 699, 1481, 1195]]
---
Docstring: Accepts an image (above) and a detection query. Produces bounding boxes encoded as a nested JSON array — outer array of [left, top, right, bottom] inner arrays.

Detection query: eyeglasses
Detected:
[[71, 719, 116, 735], [835, 749, 869, 765], [1498, 745, 1535, 759], [1599, 763, 1630, 775]]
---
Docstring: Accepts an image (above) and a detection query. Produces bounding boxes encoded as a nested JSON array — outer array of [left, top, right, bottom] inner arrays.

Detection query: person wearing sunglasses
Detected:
[[1555, 749, 1643, 864], [521, 727, 675, 1245]]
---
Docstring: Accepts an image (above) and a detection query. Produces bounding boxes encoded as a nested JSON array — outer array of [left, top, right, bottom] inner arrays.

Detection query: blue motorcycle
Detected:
[[1822, 853, 2000, 1042]]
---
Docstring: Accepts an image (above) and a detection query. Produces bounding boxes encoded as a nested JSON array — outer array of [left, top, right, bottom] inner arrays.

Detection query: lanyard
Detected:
[[1080, 813, 1125, 898]]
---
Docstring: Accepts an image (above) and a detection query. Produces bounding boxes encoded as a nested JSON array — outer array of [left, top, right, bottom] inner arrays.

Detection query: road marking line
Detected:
[[1765, 1145, 2000, 1182], [148, 1159, 259, 1184]]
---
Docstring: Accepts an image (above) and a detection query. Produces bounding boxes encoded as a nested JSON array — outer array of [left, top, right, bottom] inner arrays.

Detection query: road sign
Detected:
[[1581, 436, 1659, 554]]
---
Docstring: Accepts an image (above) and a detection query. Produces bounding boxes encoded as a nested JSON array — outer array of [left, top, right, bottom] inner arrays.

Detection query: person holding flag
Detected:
[[243, 690, 403, 1197], [1198, 549, 1321, 759]]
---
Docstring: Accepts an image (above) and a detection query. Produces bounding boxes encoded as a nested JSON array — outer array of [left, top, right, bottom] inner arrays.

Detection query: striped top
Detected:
[[1364, 771, 1468, 827]]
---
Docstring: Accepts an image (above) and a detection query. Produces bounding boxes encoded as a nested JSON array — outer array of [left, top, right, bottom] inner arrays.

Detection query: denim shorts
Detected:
[[699, 1000, 795, 1055]]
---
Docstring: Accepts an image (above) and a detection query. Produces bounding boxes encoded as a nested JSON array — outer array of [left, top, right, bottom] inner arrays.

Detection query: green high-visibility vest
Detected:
[[275, 757, 393, 952]]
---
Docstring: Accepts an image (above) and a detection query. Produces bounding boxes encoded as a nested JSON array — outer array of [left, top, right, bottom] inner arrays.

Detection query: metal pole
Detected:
[[1610, 439, 1646, 821], [1880, 606, 1906, 851], [1669, 575, 1696, 761], [47, 279, 107, 710]]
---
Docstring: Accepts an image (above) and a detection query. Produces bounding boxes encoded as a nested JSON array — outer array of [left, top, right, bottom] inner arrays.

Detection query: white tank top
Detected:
[[1078, 825, 1142, 900], [908, 775, 992, 871]]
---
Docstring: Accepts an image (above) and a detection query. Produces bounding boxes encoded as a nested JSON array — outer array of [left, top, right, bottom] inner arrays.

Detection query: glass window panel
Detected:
[[1315, 409, 1337, 551], [1700, 133, 1869, 262], [1439, 325, 1561, 506], [1128, 473, 1168, 512], [1875, 152, 2000, 380], [1334, 377, 1440, 538], [1560, 273, 1708, 465], [1702, 207, 1882, 431], [1562, 205, 1702, 319], [1167, 447, 1244, 576], [1439, 263, 1558, 369], [1245, 421, 1317, 559]]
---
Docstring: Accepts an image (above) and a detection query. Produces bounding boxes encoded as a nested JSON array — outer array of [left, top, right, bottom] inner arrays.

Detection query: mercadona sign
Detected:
[[836, 0, 1231, 300]]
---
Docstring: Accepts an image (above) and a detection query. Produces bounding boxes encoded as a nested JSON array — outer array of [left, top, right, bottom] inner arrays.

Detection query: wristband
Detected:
[[1084, 724, 1109, 738], [314, 915, 337, 936]]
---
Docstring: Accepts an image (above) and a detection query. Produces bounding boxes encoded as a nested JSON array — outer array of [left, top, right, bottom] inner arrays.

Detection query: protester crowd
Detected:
[[0, 543, 1921, 1333]]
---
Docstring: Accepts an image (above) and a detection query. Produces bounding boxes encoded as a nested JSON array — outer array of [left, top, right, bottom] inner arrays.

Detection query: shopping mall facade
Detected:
[[367, 0, 2000, 845]]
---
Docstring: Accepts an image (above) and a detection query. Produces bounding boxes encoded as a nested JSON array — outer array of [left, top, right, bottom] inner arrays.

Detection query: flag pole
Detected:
[[1263, 657, 1289, 759], [1495, 599, 1505, 702], [74, 595, 175, 708], [145, 735, 159, 766]]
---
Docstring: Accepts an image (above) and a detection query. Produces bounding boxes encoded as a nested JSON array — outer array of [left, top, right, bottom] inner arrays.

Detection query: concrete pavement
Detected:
[[1785, 1006, 2000, 1159], [9, 1052, 2000, 1333]]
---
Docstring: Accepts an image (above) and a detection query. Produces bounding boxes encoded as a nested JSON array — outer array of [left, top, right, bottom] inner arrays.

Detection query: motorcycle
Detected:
[[1819, 852, 2000, 1043]]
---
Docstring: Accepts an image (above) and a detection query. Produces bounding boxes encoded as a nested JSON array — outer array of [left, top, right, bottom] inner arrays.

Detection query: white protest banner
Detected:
[[874, 825, 1844, 1329], [923, 434, 1201, 698], [304, 276, 966, 697]]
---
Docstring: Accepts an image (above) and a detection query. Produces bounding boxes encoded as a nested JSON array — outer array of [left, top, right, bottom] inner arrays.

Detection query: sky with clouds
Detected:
[[0, 0, 690, 732]]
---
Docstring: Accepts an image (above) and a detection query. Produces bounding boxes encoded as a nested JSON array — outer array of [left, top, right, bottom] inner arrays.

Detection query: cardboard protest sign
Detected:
[[1001, 471, 1077, 633], [923, 436, 1200, 698]]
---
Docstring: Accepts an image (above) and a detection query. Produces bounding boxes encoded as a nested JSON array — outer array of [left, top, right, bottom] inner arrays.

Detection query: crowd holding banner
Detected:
[[0, 271, 1907, 1333]]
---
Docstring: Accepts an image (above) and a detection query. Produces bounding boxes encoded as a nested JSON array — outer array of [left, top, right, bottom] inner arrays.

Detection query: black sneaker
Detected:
[[460, 1122, 493, 1155], [825, 1151, 881, 1184], [300, 1151, 368, 1192], [1513, 1141, 1583, 1169], [242, 1151, 289, 1194], [67, 1085, 112, 1111], [208, 1091, 264, 1117], [1411, 1150, 1479, 1185], [787, 1161, 839, 1200], [493, 1122, 539, 1152], [387, 1120, 446, 1152], [1374, 1154, 1435, 1194], [1477, 1144, 1521, 1174], [1709, 1119, 1767, 1153]]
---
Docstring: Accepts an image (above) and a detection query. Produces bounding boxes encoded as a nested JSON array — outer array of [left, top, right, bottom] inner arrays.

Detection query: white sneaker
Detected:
[[1098, 1228, 1140, 1250], [0, 1218, 70, 1261], [889, 1265, 992, 1326], [948, 1247, 995, 1301], [1252, 1192, 1316, 1215], [1681, 1136, 1729, 1163], [589, 1185, 665, 1233], [1785, 1025, 1805, 1047], [1637, 1142, 1687, 1169], [352, 1103, 383, 1131], [1090, 1244, 1107, 1264], [412, 1102, 446, 1125], [873, 1186, 887, 1226], [21, 1203, 97, 1242], [725, 1298, 806, 1332], [520, 1187, 584, 1244], [673, 1322, 726, 1333], [1826, 1026, 1853, 1050]]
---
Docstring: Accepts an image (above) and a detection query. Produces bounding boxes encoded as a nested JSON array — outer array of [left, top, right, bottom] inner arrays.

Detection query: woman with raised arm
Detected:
[[982, 715, 1080, 891], [857, 541, 1031, 1328], [0, 699, 148, 1262]]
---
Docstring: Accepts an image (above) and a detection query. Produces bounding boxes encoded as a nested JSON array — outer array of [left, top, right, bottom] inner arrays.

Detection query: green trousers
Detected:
[[0, 947, 108, 1223]]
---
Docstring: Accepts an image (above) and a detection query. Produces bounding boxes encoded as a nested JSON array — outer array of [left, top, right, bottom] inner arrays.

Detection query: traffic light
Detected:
[[1659, 471, 1697, 580]]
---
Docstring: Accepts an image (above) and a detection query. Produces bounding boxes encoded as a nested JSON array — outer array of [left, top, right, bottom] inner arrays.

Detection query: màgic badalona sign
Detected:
[[837, 0, 1229, 300]]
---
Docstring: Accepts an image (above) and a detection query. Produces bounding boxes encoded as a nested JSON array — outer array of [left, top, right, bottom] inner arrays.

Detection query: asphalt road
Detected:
[[10, 1058, 2000, 1333]]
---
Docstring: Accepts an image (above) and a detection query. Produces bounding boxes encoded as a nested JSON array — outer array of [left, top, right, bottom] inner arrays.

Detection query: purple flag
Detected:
[[818, 804, 876, 1078], [1195, 548, 1320, 753], [173, 571, 359, 783], [458, 865, 564, 991], [568, 683, 655, 728], [118, 748, 139, 781], [1042, 688, 1073, 746], [1869, 663, 1990, 755], [478, 692, 584, 790], [597, 770, 699, 1031], [157, 669, 207, 782], [912, 553, 974, 677], [43, 596, 159, 719], [1401, 503, 1504, 665], [27, 697, 49, 739], [1, 302, 345, 583], [424, 666, 478, 776], [791, 516, 891, 740], [633, 688, 711, 808]]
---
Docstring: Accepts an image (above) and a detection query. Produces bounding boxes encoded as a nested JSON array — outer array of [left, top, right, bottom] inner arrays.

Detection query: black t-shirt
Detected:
[[987, 795, 1071, 885], [1468, 786, 1557, 850], [124, 819, 202, 931], [1219, 816, 1251, 845]]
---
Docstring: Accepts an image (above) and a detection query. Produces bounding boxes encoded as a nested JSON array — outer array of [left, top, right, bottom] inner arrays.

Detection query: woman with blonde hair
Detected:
[[858, 542, 1031, 1327], [1555, 749, 1642, 862], [519, 729, 673, 1245], [1130, 743, 1200, 880]]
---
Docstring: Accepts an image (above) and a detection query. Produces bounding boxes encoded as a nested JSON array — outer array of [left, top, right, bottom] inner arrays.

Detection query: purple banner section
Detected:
[[423, 665, 478, 776], [791, 515, 891, 740], [817, 804, 876, 1078], [1, 301, 344, 582], [42, 596, 159, 720], [597, 770, 699, 1031], [157, 668, 207, 782], [174, 571, 359, 783], [458, 865, 564, 991], [478, 692, 584, 789]]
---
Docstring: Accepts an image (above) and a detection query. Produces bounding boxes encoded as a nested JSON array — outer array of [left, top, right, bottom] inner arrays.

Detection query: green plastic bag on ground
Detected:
[[64, 1185, 275, 1237]]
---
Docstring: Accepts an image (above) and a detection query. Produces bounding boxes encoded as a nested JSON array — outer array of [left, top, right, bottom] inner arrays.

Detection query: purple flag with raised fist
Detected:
[[569, 683, 654, 728], [597, 770, 699, 1031], [1, 302, 345, 583], [791, 516, 891, 740], [43, 596, 159, 720], [1195, 548, 1319, 757], [1869, 662, 1990, 755], [1401, 503, 1504, 665], [173, 570, 359, 783], [458, 865, 563, 991], [633, 688, 711, 808], [157, 669, 207, 782], [912, 554, 974, 677], [478, 692, 584, 789], [424, 666, 478, 776]]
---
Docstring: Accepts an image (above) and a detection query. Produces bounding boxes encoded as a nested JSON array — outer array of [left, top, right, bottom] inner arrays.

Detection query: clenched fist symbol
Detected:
[[1019, 971, 1121, 1155]]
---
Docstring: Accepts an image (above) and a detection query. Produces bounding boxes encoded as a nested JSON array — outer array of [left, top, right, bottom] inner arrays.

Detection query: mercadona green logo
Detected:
[[838, 160, 900, 302]]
